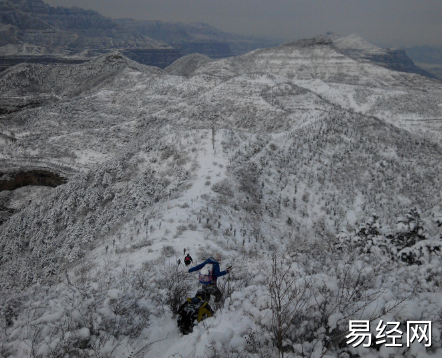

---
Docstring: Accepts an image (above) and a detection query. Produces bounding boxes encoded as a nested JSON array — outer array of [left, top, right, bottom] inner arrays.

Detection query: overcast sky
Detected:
[[43, 0, 442, 48]]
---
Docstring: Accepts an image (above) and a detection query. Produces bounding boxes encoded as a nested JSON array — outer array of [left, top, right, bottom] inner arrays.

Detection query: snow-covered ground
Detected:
[[1, 39, 442, 358]]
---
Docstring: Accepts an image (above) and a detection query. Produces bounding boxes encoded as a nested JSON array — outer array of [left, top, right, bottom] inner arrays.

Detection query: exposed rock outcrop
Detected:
[[0, 169, 67, 191], [0, 168, 67, 225]]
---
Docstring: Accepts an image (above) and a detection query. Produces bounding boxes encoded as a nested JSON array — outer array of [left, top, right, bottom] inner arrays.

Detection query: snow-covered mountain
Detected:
[[1, 37, 442, 358], [327, 33, 435, 79], [0, 0, 169, 53], [0, 0, 277, 72]]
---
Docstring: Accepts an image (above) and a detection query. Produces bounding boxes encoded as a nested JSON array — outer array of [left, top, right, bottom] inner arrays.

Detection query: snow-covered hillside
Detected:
[[1, 37, 442, 358]]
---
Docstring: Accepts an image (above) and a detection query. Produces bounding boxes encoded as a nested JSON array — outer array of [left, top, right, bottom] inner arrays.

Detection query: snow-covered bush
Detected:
[[0, 259, 183, 358], [161, 245, 177, 258], [153, 262, 193, 315], [336, 208, 442, 267]]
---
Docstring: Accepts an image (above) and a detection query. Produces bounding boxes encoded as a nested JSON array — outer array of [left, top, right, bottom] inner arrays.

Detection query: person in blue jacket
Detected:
[[188, 253, 231, 302]]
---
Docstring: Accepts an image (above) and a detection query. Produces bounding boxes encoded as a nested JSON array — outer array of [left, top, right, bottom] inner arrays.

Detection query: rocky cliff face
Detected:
[[327, 33, 436, 79], [343, 47, 435, 78], [0, 0, 167, 50], [0, 0, 278, 70], [0, 169, 67, 191], [0, 168, 67, 224], [116, 19, 278, 58], [0, 0, 177, 70]]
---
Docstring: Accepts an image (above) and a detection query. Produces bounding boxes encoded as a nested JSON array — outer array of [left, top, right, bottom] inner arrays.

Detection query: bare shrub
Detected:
[[153, 263, 192, 315], [205, 340, 250, 358], [176, 224, 188, 236], [188, 222, 198, 231], [212, 179, 234, 197], [265, 255, 312, 356], [161, 245, 176, 257]]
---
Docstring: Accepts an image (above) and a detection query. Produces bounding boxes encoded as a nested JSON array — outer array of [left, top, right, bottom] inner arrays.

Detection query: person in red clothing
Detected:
[[184, 253, 193, 266]]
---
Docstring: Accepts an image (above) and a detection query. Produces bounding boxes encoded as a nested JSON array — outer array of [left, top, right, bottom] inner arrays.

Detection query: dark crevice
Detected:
[[0, 170, 67, 192]]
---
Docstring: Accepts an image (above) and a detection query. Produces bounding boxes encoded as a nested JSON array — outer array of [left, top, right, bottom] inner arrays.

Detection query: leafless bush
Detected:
[[245, 331, 272, 358], [154, 263, 192, 315], [202, 221, 214, 231], [265, 255, 312, 357], [212, 179, 234, 197], [176, 225, 188, 236], [161, 245, 177, 257], [188, 222, 197, 231], [141, 257, 163, 271], [206, 340, 251, 358]]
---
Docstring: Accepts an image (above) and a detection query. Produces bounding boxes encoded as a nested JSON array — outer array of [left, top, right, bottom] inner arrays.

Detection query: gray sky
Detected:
[[43, 0, 442, 48]]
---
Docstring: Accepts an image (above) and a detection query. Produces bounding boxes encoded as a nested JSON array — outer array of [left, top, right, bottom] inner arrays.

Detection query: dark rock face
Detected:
[[0, 170, 67, 191], [284, 36, 333, 48], [350, 49, 436, 79], [0, 168, 67, 224]]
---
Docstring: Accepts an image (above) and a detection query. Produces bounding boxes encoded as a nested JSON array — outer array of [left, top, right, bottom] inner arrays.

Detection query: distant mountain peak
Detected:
[[282, 35, 333, 48], [327, 33, 384, 53]]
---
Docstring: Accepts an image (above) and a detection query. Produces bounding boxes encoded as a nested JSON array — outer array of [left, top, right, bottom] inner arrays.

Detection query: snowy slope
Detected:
[[328, 33, 386, 54], [1, 39, 442, 358], [165, 53, 212, 76]]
